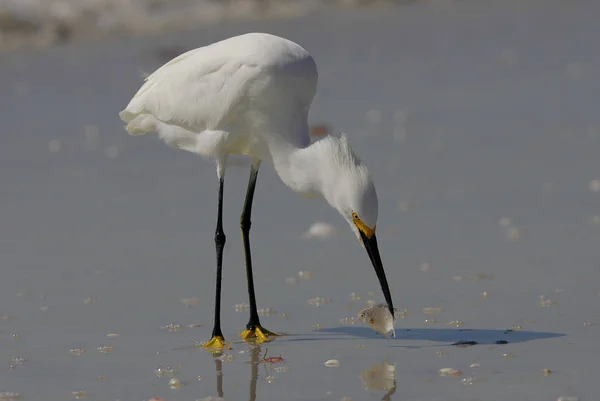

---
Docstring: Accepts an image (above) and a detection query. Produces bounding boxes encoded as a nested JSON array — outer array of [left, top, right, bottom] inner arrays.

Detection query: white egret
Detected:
[[119, 32, 395, 348]]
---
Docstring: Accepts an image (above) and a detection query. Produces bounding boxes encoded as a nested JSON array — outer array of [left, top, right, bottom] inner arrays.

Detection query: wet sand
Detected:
[[1, 1, 599, 400]]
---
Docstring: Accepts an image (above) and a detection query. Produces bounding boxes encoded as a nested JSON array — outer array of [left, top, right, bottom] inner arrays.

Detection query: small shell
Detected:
[[324, 359, 341, 367], [303, 222, 336, 239], [169, 378, 183, 389], [439, 368, 462, 377], [423, 307, 443, 314], [358, 303, 396, 338]]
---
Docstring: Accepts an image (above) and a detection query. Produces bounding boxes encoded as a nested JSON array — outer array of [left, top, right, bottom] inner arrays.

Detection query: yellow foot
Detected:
[[241, 326, 278, 343], [201, 335, 228, 350]]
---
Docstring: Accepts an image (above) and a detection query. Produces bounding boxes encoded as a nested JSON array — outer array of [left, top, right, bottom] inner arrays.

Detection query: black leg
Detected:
[[239, 162, 277, 342], [203, 177, 226, 348], [241, 166, 261, 329], [213, 177, 226, 337]]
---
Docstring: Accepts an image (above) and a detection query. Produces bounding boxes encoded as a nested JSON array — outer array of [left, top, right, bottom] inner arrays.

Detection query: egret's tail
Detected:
[[119, 111, 156, 136]]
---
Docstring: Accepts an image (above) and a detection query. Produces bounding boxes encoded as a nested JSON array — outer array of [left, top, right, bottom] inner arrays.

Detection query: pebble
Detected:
[[324, 359, 341, 367]]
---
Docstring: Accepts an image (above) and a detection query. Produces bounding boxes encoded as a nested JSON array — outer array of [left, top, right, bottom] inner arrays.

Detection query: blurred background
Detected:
[[1, 0, 412, 49], [1, 1, 599, 400]]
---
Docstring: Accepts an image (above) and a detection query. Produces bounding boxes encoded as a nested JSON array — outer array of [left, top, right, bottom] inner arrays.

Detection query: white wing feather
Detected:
[[120, 48, 260, 134], [119, 33, 318, 157]]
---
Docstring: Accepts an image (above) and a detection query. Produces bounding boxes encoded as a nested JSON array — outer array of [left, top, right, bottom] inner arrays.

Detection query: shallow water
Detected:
[[1, 1, 600, 400]]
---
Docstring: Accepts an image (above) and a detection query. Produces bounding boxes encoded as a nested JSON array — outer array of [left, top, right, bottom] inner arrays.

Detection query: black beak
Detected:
[[360, 231, 395, 319]]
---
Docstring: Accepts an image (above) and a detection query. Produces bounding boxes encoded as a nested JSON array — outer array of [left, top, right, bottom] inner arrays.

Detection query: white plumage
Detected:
[[120, 33, 316, 169], [119, 32, 395, 346]]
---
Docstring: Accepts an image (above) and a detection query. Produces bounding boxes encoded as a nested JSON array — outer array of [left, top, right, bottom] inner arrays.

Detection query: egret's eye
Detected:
[[352, 212, 359, 221]]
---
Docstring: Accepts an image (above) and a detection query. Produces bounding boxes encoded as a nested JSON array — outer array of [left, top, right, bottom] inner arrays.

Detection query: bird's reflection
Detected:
[[209, 345, 394, 401], [248, 345, 260, 401], [360, 361, 396, 401], [210, 344, 262, 401], [212, 351, 224, 398]]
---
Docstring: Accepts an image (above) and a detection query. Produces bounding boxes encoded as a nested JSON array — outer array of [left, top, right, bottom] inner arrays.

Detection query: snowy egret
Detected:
[[119, 32, 395, 348]]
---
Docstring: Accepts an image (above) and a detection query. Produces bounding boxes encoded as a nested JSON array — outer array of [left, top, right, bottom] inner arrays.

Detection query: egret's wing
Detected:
[[120, 46, 261, 133]]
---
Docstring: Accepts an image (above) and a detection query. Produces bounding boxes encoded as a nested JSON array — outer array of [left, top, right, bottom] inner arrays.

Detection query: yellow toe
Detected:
[[202, 335, 228, 350], [241, 326, 279, 343]]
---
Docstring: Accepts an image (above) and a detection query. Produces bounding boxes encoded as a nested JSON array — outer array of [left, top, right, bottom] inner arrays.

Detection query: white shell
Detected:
[[358, 303, 396, 338], [303, 222, 337, 239], [439, 368, 462, 377], [324, 359, 341, 367]]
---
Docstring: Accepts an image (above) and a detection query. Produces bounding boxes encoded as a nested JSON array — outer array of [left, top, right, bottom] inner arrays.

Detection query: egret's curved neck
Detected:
[[265, 134, 324, 198], [261, 130, 358, 207]]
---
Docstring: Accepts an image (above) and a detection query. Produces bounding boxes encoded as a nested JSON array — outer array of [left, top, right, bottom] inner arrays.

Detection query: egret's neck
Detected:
[[263, 132, 356, 202], [266, 135, 324, 198]]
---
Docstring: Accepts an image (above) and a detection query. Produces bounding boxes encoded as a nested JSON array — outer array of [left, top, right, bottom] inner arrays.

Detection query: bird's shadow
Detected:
[[281, 327, 565, 347]]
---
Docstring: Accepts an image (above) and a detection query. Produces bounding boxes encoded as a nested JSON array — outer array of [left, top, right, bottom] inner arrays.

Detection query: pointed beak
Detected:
[[359, 230, 395, 319]]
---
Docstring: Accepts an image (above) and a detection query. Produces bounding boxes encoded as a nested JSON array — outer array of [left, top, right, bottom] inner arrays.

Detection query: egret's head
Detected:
[[319, 134, 394, 318]]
